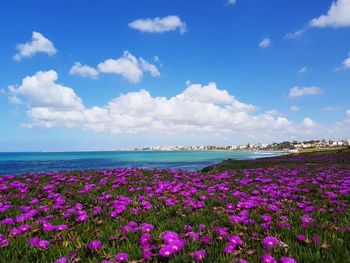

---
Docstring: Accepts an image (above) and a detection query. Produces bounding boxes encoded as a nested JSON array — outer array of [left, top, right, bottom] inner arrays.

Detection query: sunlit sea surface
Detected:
[[0, 151, 282, 175]]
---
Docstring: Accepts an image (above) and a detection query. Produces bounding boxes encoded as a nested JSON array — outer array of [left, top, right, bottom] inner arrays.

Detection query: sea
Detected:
[[0, 151, 281, 175]]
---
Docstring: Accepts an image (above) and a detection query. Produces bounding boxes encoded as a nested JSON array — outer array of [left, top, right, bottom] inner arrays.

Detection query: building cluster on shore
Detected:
[[136, 139, 350, 152]]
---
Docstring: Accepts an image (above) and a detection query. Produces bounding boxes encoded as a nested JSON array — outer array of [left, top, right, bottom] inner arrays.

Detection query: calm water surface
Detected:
[[0, 151, 281, 175]]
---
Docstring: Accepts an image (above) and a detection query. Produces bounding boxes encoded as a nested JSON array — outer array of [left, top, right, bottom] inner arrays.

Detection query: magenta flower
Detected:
[[261, 254, 277, 263], [159, 245, 175, 257], [29, 236, 40, 247], [140, 223, 154, 232], [262, 236, 279, 250], [76, 214, 89, 222], [191, 249, 206, 261], [224, 244, 236, 253], [162, 231, 179, 243], [55, 224, 68, 231], [87, 240, 102, 251], [301, 216, 314, 224], [18, 224, 31, 232], [280, 257, 297, 263], [38, 240, 50, 250], [1, 218, 14, 225], [54, 257, 68, 263], [8, 228, 21, 236], [142, 249, 153, 260], [261, 214, 272, 222], [297, 234, 306, 242], [168, 239, 183, 252], [42, 221, 54, 232], [115, 252, 128, 262], [228, 235, 243, 246], [312, 235, 320, 244], [0, 239, 9, 247]]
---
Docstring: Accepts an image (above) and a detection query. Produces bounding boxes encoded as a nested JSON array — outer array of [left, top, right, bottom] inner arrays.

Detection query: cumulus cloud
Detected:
[[259, 38, 271, 48], [69, 62, 99, 79], [310, 0, 350, 28], [14, 32, 57, 61], [129, 15, 187, 34], [10, 70, 315, 139], [289, 86, 323, 98], [342, 53, 350, 69], [302, 117, 317, 128], [8, 70, 83, 110], [97, 51, 160, 83]]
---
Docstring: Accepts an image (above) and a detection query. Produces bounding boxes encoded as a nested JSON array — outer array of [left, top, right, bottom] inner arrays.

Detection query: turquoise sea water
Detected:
[[0, 151, 281, 175]]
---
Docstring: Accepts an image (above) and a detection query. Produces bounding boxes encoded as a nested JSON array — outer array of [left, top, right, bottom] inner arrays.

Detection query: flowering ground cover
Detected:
[[0, 152, 349, 262]]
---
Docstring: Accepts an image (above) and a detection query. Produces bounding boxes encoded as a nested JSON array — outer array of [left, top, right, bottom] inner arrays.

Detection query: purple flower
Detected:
[[224, 244, 236, 253], [262, 236, 279, 250], [8, 228, 21, 236], [228, 235, 243, 246], [0, 239, 9, 247], [162, 231, 179, 243], [38, 240, 50, 250], [191, 249, 206, 261], [301, 216, 314, 224], [76, 214, 89, 222], [87, 240, 102, 251], [312, 235, 320, 244], [18, 224, 31, 232], [159, 245, 175, 257], [280, 257, 297, 263], [142, 249, 153, 260], [115, 252, 128, 262], [42, 221, 54, 232], [55, 224, 68, 231], [1, 218, 14, 225], [168, 239, 183, 252], [54, 257, 68, 263], [297, 234, 306, 242], [29, 236, 40, 247], [262, 214, 272, 222], [261, 254, 277, 263], [140, 223, 154, 232]]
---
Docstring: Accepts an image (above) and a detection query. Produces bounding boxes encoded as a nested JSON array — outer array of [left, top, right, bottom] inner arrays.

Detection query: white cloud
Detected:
[[342, 53, 350, 68], [310, 0, 350, 28], [302, 117, 317, 128], [226, 0, 236, 5], [14, 71, 350, 141], [14, 32, 57, 61], [259, 37, 271, 48], [69, 62, 99, 79], [12, 71, 311, 139], [8, 70, 83, 110], [129, 16, 187, 34], [290, 106, 300, 112], [139, 58, 161, 77], [285, 29, 305, 40], [289, 86, 323, 98], [97, 51, 160, 83]]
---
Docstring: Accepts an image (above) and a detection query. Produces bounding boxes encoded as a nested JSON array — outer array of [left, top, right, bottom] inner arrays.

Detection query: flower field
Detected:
[[0, 156, 349, 262]]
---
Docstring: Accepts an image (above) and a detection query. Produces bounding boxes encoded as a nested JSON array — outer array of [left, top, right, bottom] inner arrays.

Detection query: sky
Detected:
[[0, 0, 350, 151]]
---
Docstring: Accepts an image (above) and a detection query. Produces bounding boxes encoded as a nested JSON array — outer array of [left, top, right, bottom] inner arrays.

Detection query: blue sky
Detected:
[[0, 0, 350, 151]]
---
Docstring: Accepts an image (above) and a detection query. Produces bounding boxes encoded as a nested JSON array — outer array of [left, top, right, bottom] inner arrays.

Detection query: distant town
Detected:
[[135, 139, 350, 152]]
